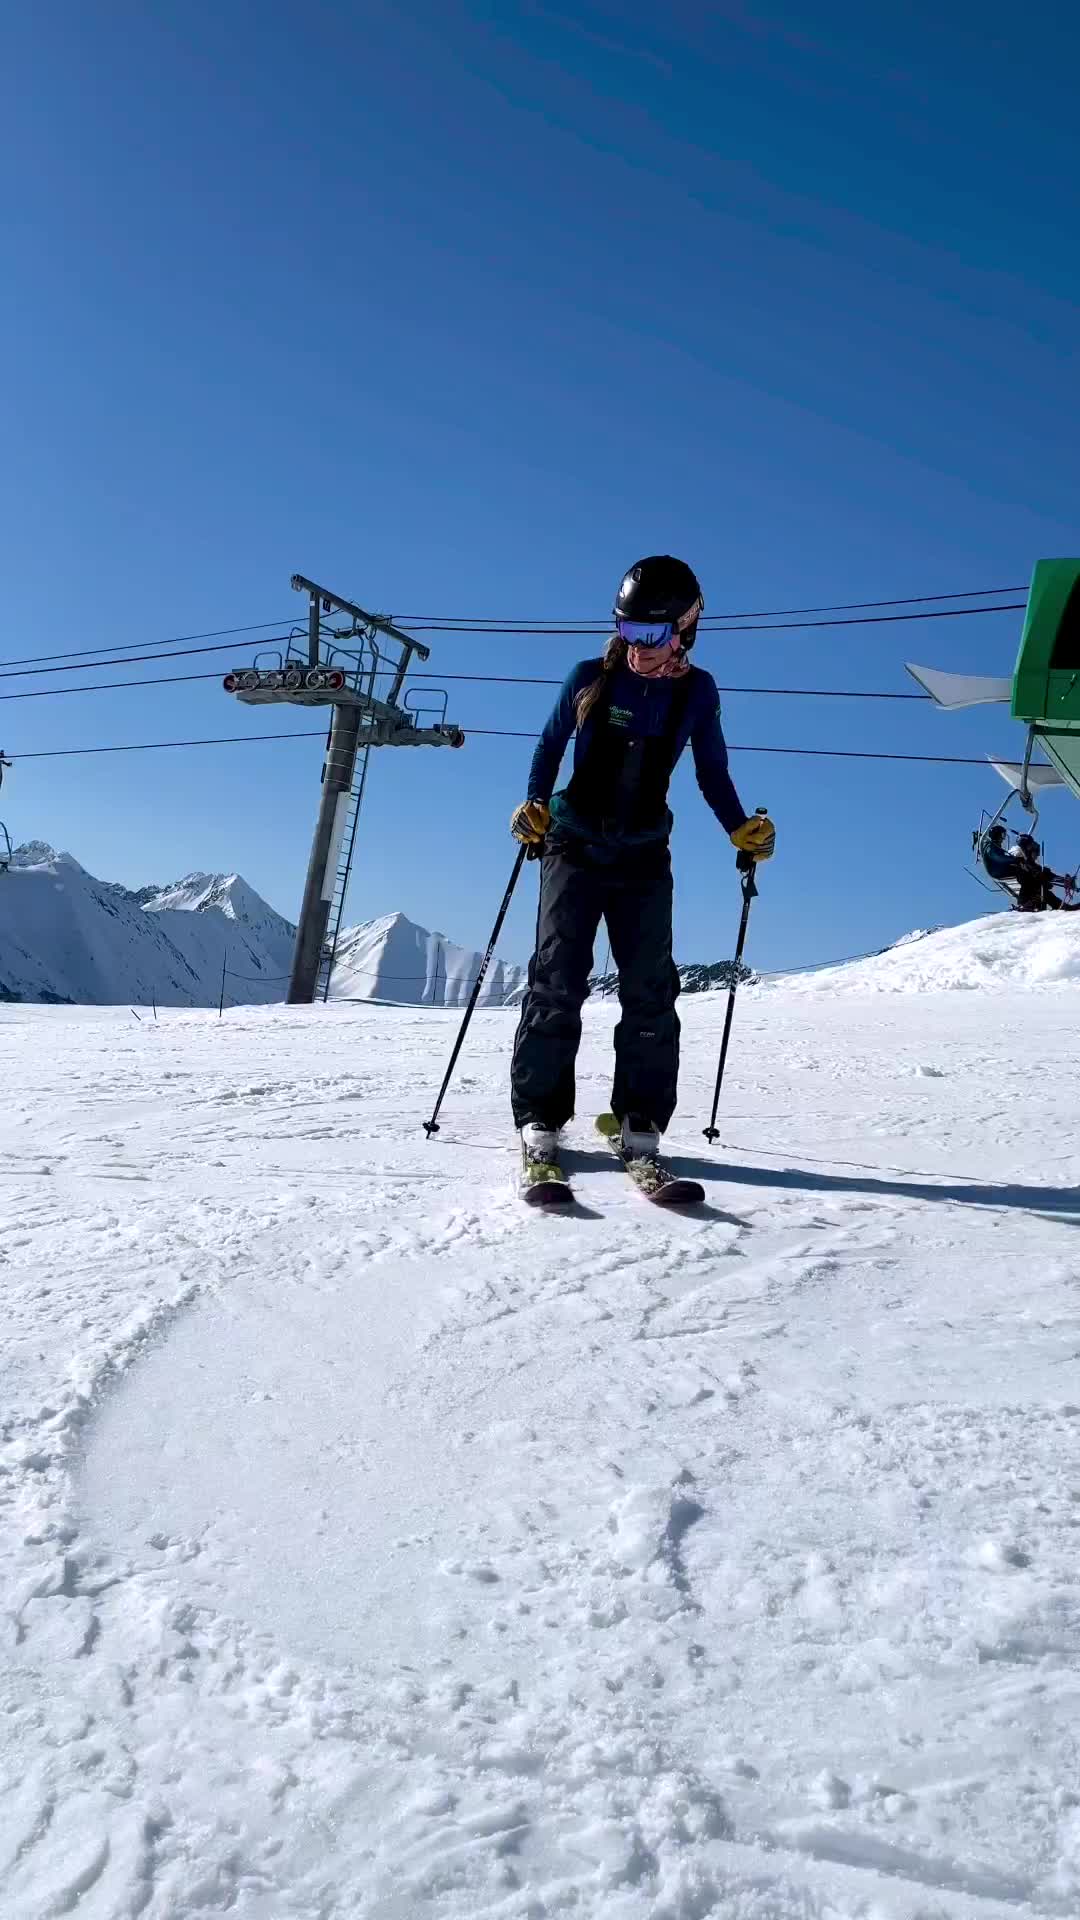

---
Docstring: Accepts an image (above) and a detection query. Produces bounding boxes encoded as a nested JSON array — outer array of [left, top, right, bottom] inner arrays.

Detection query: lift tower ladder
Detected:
[[315, 738, 372, 1002]]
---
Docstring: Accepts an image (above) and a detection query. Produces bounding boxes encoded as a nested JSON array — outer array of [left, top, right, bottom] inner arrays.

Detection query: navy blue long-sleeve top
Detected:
[[527, 658, 748, 842]]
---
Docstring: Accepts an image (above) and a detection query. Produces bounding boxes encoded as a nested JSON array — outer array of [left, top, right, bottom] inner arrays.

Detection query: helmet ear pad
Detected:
[[672, 596, 703, 652]]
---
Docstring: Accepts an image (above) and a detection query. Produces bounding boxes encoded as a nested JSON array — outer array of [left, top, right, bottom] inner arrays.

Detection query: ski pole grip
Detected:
[[735, 806, 769, 873]]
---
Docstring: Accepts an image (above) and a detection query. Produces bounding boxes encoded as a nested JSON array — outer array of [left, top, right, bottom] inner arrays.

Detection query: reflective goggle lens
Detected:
[[616, 617, 674, 647]]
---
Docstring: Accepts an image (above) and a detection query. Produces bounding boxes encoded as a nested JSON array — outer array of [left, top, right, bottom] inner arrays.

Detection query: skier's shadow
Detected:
[[562, 1147, 747, 1226], [681, 1152, 1080, 1222], [563, 1147, 636, 1176]]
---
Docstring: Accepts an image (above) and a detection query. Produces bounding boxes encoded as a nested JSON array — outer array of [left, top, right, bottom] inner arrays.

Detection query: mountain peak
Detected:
[[332, 910, 524, 1007], [11, 841, 84, 873], [144, 871, 250, 918]]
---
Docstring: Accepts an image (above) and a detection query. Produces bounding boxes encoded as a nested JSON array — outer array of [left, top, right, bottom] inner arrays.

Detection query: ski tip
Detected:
[[595, 1113, 620, 1139], [650, 1180, 706, 1208], [522, 1182, 575, 1207]]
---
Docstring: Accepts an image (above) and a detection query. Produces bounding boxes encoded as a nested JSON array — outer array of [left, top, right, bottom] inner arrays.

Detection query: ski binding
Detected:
[[595, 1114, 705, 1207]]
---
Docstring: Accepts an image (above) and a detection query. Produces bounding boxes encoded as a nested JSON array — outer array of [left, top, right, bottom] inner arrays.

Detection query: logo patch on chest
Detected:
[[607, 705, 633, 729]]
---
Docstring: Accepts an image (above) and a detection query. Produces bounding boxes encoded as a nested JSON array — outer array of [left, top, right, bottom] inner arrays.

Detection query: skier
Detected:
[[509, 555, 775, 1196], [981, 824, 1078, 910], [1013, 832, 1079, 911], [980, 823, 1027, 900]]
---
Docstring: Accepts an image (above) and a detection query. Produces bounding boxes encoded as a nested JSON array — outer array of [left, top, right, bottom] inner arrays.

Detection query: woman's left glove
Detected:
[[730, 811, 776, 861], [511, 798, 551, 846]]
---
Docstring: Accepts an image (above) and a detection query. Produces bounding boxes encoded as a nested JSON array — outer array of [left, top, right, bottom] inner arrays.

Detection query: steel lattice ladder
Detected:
[[316, 741, 372, 1002]]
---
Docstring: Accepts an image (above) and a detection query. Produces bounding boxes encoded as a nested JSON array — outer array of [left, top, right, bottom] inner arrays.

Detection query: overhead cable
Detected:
[[0, 591, 1025, 676], [396, 585, 1025, 624], [8, 728, 997, 769]]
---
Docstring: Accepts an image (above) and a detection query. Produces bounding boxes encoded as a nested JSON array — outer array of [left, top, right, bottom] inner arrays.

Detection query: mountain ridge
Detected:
[[6, 839, 1060, 1011], [0, 843, 526, 1009]]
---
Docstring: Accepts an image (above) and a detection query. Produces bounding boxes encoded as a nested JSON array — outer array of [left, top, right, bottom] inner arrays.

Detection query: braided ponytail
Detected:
[[574, 633, 627, 729]]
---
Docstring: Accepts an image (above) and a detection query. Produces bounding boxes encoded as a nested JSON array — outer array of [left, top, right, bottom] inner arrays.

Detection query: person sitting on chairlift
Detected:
[[981, 824, 1078, 911]]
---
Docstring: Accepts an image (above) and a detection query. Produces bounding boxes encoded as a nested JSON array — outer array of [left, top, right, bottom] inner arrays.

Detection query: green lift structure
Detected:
[[908, 558, 1080, 811]]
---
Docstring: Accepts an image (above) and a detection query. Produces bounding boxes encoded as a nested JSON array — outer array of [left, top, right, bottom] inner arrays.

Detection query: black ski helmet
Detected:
[[614, 555, 704, 647]]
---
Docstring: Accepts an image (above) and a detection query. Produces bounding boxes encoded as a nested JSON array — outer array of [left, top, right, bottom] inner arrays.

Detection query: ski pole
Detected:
[[703, 821, 765, 1145], [423, 842, 531, 1137]]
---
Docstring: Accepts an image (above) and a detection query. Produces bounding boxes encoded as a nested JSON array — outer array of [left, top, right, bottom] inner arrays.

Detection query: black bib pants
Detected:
[[510, 679, 690, 1133]]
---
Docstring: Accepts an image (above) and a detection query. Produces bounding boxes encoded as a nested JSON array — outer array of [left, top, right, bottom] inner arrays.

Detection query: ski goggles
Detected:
[[615, 616, 676, 647]]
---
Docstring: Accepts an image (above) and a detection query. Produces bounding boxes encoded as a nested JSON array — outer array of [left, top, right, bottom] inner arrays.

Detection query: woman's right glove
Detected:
[[510, 798, 551, 846]]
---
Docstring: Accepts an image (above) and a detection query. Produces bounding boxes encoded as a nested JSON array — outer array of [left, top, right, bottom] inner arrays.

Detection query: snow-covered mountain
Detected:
[[0, 844, 525, 1009], [590, 958, 755, 998], [9, 835, 1063, 1014], [0, 843, 296, 1007], [332, 910, 526, 1007]]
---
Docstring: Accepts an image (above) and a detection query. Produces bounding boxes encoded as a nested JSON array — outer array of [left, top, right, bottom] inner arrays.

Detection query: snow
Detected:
[[763, 906, 1080, 994], [4, 915, 1080, 1916]]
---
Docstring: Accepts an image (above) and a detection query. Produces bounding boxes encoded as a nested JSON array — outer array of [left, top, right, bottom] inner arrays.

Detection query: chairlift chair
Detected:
[[970, 796, 1038, 906], [965, 747, 1040, 904], [970, 763, 1080, 907]]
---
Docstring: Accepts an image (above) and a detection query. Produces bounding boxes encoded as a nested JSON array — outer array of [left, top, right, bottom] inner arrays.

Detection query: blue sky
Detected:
[[4, 0, 1080, 972]]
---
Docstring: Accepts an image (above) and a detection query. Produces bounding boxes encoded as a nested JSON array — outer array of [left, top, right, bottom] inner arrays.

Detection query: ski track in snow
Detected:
[[3, 994, 1080, 1917]]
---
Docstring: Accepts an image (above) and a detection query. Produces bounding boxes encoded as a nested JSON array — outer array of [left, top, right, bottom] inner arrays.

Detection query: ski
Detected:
[[595, 1114, 705, 1207], [518, 1145, 574, 1208]]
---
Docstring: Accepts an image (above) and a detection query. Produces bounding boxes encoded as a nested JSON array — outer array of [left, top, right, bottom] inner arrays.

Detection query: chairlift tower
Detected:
[[223, 575, 464, 1004]]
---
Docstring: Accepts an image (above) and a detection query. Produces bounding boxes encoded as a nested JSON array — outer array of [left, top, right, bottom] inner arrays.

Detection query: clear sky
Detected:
[[5, 0, 1080, 973]]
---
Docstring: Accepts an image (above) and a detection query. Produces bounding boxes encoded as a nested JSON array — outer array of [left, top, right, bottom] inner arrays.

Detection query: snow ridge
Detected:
[[764, 907, 1080, 994]]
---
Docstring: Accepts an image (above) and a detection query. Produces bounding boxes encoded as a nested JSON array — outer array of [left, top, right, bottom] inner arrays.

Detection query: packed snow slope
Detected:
[[4, 942, 1080, 1914], [0, 845, 524, 1008]]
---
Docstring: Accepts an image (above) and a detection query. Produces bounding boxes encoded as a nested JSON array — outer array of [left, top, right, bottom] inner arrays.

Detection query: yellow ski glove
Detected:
[[730, 811, 775, 861], [510, 798, 551, 846]]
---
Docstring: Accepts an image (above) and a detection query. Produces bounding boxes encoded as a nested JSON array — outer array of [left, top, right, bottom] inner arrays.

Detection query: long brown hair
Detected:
[[574, 632, 627, 729]]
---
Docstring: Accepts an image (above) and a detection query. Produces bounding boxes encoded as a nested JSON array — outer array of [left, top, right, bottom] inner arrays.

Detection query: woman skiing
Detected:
[[509, 554, 775, 1195]]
